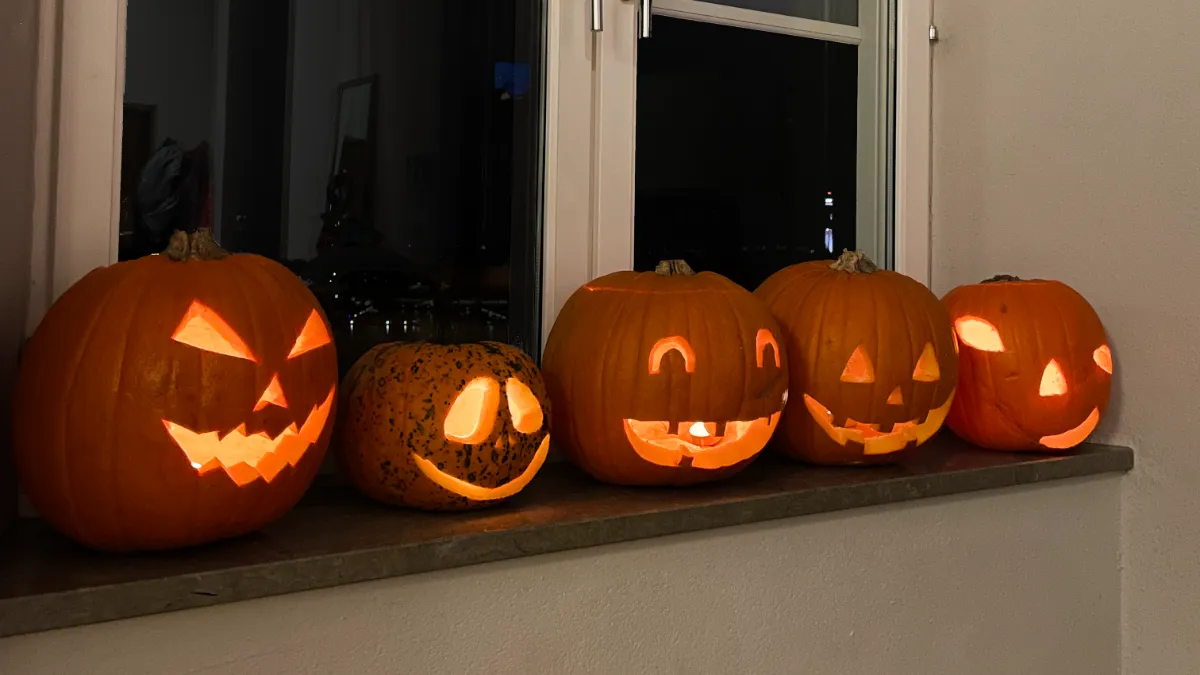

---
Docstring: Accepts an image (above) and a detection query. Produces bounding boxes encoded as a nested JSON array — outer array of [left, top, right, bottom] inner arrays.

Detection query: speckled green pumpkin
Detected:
[[335, 341, 551, 511]]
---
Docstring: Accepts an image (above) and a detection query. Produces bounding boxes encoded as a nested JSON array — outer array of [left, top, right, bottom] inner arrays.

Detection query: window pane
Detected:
[[121, 0, 545, 369], [699, 0, 858, 26], [635, 17, 858, 291]]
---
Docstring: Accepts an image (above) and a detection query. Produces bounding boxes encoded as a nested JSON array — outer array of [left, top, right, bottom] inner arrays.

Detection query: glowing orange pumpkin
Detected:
[[942, 275, 1112, 451], [335, 341, 550, 511], [543, 260, 788, 486], [13, 230, 337, 551], [756, 251, 958, 465]]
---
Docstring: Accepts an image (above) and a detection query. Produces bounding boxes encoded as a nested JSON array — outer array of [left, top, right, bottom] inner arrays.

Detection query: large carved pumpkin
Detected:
[[942, 275, 1112, 451], [756, 251, 957, 465], [543, 260, 788, 486], [13, 230, 338, 551], [336, 341, 550, 511]]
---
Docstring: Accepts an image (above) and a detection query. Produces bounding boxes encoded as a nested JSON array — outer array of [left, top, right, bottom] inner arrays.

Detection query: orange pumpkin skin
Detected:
[[335, 341, 551, 511], [755, 252, 958, 465], [542, 262, 789, 486], [13, 233, 338, 551], [942, 277, 1112, 451]]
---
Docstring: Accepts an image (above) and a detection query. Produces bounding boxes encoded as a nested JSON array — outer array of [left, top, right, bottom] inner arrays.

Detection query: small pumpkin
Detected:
[[756, 250, 957, 465], [13, 230, 338, 551], [335, 341, 550, 511], [942, 275, 1112, 451], [542, 260, 788, 486]]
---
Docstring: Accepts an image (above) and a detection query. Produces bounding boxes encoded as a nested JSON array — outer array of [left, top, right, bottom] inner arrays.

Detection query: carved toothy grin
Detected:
[[623, 412, 782, 469], [802, 389, 955, 456], [164, 388, 336, 486]]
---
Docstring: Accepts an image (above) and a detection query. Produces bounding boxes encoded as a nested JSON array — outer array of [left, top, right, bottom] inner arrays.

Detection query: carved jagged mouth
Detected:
[[412, 435, 551, 501], [1039, 408, 1100, 449], [803, 389, 955, 456], [163, 388, 336, 487], [623, 412, 782, 469]]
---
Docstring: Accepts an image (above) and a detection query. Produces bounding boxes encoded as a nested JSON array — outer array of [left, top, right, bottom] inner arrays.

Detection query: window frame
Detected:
[[543, 0, 934, 345], [28, 0, 932, 344]]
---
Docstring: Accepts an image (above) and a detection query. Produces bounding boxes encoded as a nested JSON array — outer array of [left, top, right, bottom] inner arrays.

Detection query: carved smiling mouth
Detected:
[[803, 389, 955, 456], [623, 412, 782, 469], [412, 435, 552, 501], [163, 388, 336, 486], [1039, 408, 1100, 449]]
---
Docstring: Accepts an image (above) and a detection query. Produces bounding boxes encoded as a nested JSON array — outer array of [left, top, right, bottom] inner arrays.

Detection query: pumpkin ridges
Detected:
[[942, 278, 1109, 451], [756, 257, 956, 465], [16, 249, 337, 551], [544, 267, 787, 486]]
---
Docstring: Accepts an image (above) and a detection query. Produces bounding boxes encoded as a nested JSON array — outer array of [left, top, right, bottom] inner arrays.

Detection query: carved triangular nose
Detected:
[[887, 386, 904, 405], [254, 374, 289, 411]]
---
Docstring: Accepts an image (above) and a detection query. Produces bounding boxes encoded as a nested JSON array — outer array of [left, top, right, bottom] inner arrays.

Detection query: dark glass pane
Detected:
[[120, 0, 545, 369], [709, 0, 858, 26], [635, 16, 858, 291]]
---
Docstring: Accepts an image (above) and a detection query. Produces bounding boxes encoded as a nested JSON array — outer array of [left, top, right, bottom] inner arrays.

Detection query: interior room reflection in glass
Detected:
[[119, 0, 545, 370], [634, 17, 858, 291]]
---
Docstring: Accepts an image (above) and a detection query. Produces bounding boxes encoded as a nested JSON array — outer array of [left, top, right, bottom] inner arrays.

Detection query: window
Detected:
[[30, 0, 931, 348], [578, 0, 913, 296], [108, 0, 544, 369]]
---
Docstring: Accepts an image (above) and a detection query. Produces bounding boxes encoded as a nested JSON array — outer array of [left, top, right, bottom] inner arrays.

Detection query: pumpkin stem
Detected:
[[981, 274, 1022, 283], [829, 249, 878, 274], [162, 228, 230, 261], [654, 260, 696, 276]]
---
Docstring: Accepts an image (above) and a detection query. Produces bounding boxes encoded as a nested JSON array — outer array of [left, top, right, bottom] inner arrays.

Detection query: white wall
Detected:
[[928, 2, 1199, 673], [0, 477, 1121, 675], [124, 0, 216, 148]]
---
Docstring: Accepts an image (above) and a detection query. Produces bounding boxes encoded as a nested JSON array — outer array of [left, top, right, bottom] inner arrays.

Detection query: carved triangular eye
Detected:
[[172, 301, 257, 362], [840, 346, 875, 383], [912, 342, 941, 382], [1040, 360, 1068, 396], [288, 310, 332, 359]]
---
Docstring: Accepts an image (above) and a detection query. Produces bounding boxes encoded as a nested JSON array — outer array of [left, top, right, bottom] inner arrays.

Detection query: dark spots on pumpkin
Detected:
[[467, 472, 477, 482], [1000, 304, 1008, 313]]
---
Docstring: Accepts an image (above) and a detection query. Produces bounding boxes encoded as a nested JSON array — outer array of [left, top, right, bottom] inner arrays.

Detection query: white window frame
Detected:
[[543, 0, 934, 341], [29, 0, 931, 343]]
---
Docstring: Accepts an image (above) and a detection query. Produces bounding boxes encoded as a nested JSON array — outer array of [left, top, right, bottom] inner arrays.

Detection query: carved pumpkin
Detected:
[[543, 260, 788, 486], [942, 275, 1112, 451], [335, 341, 550, 511], [756, 251, 957, 465], [13, 230, 338, 551]]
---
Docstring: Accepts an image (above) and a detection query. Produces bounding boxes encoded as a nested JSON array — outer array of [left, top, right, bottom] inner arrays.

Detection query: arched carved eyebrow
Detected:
[[649, 336, 696, 374], [756, 329, 780, 368]]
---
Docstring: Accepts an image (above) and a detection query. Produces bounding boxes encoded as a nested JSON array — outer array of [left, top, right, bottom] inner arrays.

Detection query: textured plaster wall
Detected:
[[929, 1, 1200, 672], [1, 478, 1120, 675]]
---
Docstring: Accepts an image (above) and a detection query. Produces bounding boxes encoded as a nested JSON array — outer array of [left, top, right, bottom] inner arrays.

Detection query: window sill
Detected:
[[0, 437, 1132, 638]]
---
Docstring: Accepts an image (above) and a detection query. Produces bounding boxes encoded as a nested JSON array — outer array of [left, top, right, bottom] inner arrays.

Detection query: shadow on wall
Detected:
[[0, 0, 39, 533]]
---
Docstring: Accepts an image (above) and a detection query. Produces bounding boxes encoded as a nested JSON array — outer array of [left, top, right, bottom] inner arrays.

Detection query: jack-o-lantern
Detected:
[[13, 230, 338, 551], [942, 275, 1112, 451], [756, 251, 958, 465], [335, 341, 550, 511], [542, 260, 788, 486]]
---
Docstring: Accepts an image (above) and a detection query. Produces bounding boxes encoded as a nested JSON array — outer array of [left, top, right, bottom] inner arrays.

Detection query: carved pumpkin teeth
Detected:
[[803, 391, 956, 456], [623, 413, 782, 468]]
